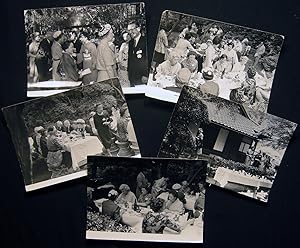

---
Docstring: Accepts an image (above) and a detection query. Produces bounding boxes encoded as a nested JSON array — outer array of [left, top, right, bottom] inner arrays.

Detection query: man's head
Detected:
[[127, 21, 141, 39], [96, 104, 104, 114]]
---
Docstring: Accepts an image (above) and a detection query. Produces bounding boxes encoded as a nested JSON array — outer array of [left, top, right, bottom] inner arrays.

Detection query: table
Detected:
[[27, 81, 82, 97], [146, 72, 241, 103], [213, 167, 273, 189], [64, 136, 103, 170]]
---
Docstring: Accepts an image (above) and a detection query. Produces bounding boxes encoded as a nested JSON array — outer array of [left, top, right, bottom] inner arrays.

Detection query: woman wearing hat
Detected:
[[28, 32, 41, 83], [96, 24, 117, 82], [102, 190, 123, 222], [199, 68, 219, 96]]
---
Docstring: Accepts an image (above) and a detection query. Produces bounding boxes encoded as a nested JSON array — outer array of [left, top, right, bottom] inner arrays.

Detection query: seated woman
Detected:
[[181, 51, 198, 74], [165, 189, 185, 214], [102, 189, 122, 222], [194, 183, 205, 218], [213, 54, 230, 78], [116, 184, 137, 206], [137, 187, 152, 207], [155, 51, 181, 80], [142, 198, 181, 234]]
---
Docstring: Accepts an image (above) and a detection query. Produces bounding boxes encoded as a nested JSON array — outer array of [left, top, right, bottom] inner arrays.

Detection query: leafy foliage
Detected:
[[22, 79, 125, 135], [208, 155, 276, 180], [161, 11, 283, 53]]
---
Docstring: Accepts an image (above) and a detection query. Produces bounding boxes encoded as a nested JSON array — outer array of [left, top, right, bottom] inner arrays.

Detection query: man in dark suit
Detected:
[[127, 21, 148, 86], [35, 31, 53, 81]]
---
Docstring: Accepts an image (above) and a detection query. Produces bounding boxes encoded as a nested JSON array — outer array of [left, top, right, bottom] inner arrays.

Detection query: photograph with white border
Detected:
[[24, 3, 148, 97], [86, 156, 207, 243], [2, 78, 140, 191], [158, 86, 297, 202], [147, 10, 284, 113]]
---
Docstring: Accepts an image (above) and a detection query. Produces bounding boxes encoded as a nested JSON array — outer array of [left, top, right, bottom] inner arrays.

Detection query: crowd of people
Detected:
[[152, 21, 281, 111], [29, 103, 136, 180], [88, 169, 205, 234], [245, 147, 272, 172], [27, 21, 148, 87]]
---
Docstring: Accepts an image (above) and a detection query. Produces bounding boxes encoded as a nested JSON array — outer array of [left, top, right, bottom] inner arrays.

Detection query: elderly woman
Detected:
[[46, 126, 68, 178], [142, 198, 181, 234], [156, 51, 181, 79], [102, 189, 123, 222], [165, 189, 185, 214], [137, 187, 152, 207], [62, 120, 73, 134], [115, 184, 137, 206], [96, 24, 117, 82], [199, 68, 219, 96]]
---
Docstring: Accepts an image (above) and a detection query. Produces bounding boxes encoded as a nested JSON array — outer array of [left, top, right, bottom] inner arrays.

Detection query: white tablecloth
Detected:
[[65, 136, 103, 170], [213, 167, 273, 189], [28, 81, 82, 89]]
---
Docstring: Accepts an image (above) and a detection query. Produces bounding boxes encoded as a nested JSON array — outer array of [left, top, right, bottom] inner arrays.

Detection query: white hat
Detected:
[[199, 43, 208, 50], [98, 24, 112, 37], [53, 30, 62, 39], [108, 189, 118, 197], [172, 183, 182, 190]]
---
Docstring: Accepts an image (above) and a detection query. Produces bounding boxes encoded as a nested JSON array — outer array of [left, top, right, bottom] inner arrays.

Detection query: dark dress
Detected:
[[35, 38, 52, 81], [58, 53, 79, 81], [127, 35, 148, 86], [102, 200, 122, 222], [93, 113, 112, 149]]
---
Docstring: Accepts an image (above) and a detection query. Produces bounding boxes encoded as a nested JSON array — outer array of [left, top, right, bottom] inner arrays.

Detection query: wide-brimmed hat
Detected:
[[98, 24, 112, 37], [187, 50, 198, 57], [172, 183, 182, 190], [108, 189, 118, 197]]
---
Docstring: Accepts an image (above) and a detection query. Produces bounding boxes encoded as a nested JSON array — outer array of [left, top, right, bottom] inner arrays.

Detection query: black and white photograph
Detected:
[[158, 86, 297, 202], [86, 156, 207, 243], [24, 3, 148, 97], [2, 78, 140, 191], [146, 10, 284, 113]]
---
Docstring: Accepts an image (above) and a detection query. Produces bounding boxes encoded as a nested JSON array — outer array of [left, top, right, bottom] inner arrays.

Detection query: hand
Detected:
[[141, 76, 148, 84]]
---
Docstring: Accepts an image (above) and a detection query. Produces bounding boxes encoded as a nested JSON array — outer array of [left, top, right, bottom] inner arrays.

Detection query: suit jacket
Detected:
[[127, 35, 148, 86]]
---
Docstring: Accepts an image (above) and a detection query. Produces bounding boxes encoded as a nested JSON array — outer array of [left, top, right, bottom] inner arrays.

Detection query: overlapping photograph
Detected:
[[158, 86, 297, 202], [24, 3, 148, 97], [2, 78, 140, 191], [86, 157, 207, 243], [146, 10, 284, 112]]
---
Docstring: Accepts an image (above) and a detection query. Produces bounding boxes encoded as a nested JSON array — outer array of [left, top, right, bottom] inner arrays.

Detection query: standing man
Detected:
[[51, 31, 64, 81], [136, 169, 149, 199], [127, 21, 148, 86]]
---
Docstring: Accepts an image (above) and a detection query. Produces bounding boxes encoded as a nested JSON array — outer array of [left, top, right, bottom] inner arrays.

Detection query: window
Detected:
[[239, 136, 253, 153], [213, 128, 229, 152]]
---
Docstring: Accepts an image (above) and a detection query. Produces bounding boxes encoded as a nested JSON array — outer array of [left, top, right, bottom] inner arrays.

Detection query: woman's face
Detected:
[[188, 54, 196, 61], [141, 188, 147, 195], [168, 193, 176, 202], [122, 189, 129, 195]]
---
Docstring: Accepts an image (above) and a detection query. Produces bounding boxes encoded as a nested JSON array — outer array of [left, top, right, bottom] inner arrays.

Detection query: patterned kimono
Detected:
[[142, 212, 181, 233]]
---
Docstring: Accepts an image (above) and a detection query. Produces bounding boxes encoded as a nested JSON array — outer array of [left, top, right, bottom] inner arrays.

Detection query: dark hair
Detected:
[[169, 189, 178, 199], [184, 32, 193, 40], [220, 54, 228, 60], [120, 105, 128, 117], [150, 198, 165, 212], [54, 33, 63, 42], [108, 194, 118, 201], [47, 126, 54, 133], [227, 42, 234, 48], [62, 41, 72, 51], [80, 31, 89, 39]]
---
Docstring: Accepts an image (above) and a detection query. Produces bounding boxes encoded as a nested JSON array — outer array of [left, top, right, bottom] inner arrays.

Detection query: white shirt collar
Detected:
[[134, 33, 141, 47]]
